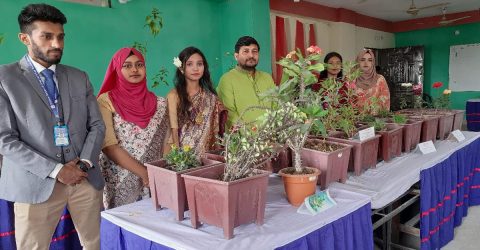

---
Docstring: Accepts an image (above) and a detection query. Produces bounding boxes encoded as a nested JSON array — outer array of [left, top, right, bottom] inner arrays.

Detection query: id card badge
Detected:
[[54, 125, 70, 146]]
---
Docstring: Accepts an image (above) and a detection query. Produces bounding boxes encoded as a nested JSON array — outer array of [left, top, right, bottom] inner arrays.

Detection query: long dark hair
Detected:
[[319, 52, 343, 80], [174, 46, 216, 119]]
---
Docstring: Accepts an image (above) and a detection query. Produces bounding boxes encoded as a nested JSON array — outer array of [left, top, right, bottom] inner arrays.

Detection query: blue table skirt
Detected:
[[100, 203, 373, 250], [420, 138, 480, 250], [0, 200, 81, 250]]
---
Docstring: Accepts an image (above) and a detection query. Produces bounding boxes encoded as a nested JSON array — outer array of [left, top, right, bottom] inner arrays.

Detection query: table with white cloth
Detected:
[[101, 177, 373, 250], [329, 131, 480, 250]]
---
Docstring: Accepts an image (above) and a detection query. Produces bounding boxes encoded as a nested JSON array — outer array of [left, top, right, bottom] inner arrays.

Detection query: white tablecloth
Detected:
[[101, 177, 371, 250], [329, 131, 480, 209]]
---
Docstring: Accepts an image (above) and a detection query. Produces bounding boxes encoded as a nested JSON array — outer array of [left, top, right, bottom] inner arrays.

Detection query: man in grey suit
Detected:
[[0, 3, 105, 250]]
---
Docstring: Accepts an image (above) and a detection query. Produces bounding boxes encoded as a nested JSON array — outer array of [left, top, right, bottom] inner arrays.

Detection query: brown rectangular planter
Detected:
[[182, 164, 270, 239], [301, 139, 352, 189], [326, 133, 381, 176], [203, 149, 285, 173], [145, 158, 221, 221], [377, 124, 403, 162], [401, 119, 423, 153], [452, 109, 465, 131], [408, 115, 439, 143], [269, 147, 291, 173], [203, 150, 225, 163], [435, 112, 455, 140]]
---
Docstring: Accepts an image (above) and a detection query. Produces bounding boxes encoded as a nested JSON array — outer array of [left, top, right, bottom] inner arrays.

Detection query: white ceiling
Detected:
[[304, 0, 480, 21]]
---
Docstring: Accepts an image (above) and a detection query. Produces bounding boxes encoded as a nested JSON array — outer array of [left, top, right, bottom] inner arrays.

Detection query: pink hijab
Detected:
[[98, 48, 157, 128], [355, 49, 380, 90]]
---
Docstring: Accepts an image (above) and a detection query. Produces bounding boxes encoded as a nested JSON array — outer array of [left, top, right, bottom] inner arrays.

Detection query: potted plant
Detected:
[[318, 68, 381, 176], [269, 46, 339, 206], [145, 145, 221, 221], [399, 83, 440, 143], [182, 99, 305, 239], [388, 112, 423, 153], [428, 82, 455, 140], [305, 76, 358, 189]]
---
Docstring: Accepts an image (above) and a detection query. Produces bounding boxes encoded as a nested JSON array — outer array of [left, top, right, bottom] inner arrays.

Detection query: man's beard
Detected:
[[31, 41, 63, 65], [238, 58, 257, 71]]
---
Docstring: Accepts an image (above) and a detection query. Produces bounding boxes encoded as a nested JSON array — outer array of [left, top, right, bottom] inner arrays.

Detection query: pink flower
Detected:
[[285, 50, 296, 59], [345, 82, 356, 89], [306, 45, 322, 55], [413, 83, 422, 96], [432, 82, 443, 89]]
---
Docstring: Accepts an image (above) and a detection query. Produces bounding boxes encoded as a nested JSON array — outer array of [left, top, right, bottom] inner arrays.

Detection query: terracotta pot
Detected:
[[452, 109, 465, 131], [301, 139, 352, 189], [182, 164, 270, 239], [326, 133, 381, 176], [408, 115, 439, 143], [145, 158, 221, 221], [278, 167, 320, 207], [377, 123, 403, 162]]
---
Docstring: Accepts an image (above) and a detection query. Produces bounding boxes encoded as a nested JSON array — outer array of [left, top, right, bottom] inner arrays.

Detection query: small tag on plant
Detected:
[[358, 127, 375, 141], [417, 141, 436, 155], [448, 130, 465, 142]]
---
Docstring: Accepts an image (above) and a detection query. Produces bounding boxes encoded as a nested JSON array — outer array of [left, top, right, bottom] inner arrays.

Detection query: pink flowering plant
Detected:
[[314, 61, 362, 138], [412, 83, 424, 109]]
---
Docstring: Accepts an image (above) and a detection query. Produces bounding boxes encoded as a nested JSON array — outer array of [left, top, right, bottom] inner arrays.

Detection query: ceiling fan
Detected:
[[438, 7, 471, 25], [406, 0, 449, 16]]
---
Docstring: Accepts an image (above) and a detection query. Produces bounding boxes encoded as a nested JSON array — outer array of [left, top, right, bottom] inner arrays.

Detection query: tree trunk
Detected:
[[293, 147, 302, 173]]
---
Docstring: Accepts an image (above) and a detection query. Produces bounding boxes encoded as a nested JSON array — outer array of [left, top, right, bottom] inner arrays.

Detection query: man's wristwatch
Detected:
[[77, 161, 89, 172]]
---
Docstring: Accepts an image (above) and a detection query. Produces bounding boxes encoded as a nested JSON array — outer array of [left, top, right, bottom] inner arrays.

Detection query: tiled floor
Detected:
[[443, 205, 480, 250]]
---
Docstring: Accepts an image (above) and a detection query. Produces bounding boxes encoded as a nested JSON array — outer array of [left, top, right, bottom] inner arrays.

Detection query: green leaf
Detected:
[[307, 63, 325, 72]]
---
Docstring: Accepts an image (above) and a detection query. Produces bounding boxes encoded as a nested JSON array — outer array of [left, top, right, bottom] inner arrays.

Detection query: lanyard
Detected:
[[25, 55, 61, 120]]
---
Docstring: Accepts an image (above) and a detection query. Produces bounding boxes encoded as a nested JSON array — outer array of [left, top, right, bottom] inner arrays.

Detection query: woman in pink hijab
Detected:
[[97, 48, 169, 209], [354, 49, 390, 113]]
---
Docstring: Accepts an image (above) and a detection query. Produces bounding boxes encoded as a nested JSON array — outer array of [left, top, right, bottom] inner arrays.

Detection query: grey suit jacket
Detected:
[[0, 56, 106, 204]]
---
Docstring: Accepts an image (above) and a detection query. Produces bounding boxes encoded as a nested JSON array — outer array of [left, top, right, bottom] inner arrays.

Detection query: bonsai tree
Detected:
[[219, 101, 306, 181]]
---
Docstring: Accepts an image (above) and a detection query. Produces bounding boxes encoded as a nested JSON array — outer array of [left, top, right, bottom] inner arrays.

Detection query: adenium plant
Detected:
[[272, 46, 330, 173]]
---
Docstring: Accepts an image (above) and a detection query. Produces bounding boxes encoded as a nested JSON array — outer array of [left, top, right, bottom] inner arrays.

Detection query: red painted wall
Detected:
[[270, 0, 480, 33]]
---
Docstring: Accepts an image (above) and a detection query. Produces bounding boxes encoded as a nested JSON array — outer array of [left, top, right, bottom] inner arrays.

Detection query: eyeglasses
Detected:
[[122, 62, 145, 70]]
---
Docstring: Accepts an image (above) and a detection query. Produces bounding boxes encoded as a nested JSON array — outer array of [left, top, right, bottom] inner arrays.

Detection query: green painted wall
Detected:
[[396, 22, 480, 110], [218, 0, 272, 73], [0, 0, 272, 96]]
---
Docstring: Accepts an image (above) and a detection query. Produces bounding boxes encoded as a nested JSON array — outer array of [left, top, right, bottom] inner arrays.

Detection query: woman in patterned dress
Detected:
[[167, 47, 224, 156], [354, 49, 390, 113], [97, 48, 170, 209]]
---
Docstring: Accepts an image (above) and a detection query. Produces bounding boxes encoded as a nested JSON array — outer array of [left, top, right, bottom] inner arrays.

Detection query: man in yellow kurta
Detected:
[[217, 36, 275, 129]]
